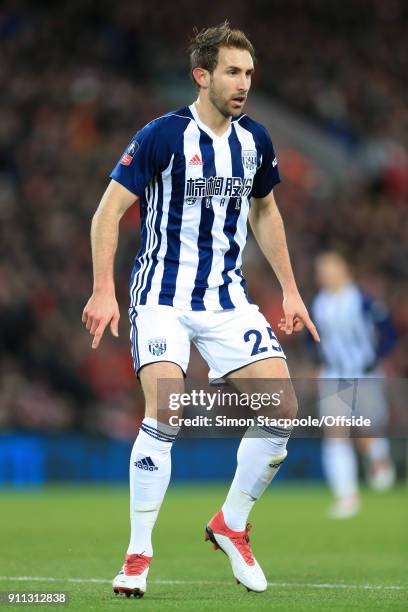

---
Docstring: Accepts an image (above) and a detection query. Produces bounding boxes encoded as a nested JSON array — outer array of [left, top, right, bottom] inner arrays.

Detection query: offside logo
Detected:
[[148, 337, 167, 357]]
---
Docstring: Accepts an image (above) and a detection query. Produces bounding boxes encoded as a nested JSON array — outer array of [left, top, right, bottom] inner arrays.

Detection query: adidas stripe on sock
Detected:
[[134, 456, 159, 471]]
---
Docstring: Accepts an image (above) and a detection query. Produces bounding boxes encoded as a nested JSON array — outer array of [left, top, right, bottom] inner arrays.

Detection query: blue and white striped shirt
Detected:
[[311, 284, 396, 376], [111, 103, 280, 311]]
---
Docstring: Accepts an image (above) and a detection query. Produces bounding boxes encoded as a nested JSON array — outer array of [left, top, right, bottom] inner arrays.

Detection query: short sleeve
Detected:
[[110, 121, 169, 197], [251, 128, 280, 198], [362, 294, 397, 358]]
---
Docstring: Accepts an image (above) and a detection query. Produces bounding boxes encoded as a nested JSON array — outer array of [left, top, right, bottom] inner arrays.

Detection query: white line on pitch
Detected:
[[0, 576, 406, 591]]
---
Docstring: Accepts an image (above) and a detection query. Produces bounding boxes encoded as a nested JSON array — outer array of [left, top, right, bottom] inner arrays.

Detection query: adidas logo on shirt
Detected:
[[134, 456, 158, 471], [189, 153, 202, 166]]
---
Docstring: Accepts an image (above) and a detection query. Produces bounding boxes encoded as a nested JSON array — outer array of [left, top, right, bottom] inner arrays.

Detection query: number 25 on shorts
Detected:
[[244, 326, 283, 356]]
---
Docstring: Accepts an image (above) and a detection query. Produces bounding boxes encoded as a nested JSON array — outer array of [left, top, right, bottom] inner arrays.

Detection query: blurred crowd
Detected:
[[0, 0, 407, 436]]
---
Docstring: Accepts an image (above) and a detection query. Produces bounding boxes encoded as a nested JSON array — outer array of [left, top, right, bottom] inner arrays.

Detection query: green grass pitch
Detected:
[[0, 484, 407, 611]]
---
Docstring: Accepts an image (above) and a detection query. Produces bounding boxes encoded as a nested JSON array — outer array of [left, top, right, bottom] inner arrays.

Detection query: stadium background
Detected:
[[1, 2, 407, 608], [1, 0, 407, 481]]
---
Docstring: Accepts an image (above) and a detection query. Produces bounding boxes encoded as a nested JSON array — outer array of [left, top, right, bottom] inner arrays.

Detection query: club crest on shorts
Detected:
[[241, 149, 257, 171], [148, 337, 167, 357]]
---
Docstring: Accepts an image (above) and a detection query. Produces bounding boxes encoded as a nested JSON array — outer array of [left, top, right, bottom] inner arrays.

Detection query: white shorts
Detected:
[[318, 368, 388, 430], [129, 304, 286, 379]]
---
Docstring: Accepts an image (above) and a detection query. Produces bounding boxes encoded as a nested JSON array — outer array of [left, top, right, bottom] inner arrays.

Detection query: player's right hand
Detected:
[[82, 290, 120, 349]]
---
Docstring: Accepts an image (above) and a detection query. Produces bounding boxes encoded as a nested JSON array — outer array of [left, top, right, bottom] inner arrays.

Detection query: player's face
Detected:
[[315, 254, 350, 290], [209, 47, 254, 118]]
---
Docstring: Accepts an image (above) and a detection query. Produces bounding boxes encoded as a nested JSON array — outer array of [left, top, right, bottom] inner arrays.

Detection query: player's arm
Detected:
[[249, 190, 320, 342], [82, 179, 138, 349]]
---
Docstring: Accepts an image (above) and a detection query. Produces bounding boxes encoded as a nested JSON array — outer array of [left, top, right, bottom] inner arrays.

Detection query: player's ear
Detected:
[[192, 67, 209, 89]]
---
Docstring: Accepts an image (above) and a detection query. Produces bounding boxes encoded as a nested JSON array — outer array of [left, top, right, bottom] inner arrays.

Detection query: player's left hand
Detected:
[[278, 291, 320, 342]]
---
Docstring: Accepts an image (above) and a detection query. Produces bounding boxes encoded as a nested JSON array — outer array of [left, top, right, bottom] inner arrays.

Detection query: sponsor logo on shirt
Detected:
[[185, 176, 254, 199]]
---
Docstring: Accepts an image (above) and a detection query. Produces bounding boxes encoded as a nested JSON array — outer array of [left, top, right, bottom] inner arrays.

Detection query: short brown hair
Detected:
[[189, 21, 255, 86]]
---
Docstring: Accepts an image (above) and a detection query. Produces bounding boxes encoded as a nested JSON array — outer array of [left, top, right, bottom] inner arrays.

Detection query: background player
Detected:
[[82, 23, 319, 596], [311, 252, 396, 519]]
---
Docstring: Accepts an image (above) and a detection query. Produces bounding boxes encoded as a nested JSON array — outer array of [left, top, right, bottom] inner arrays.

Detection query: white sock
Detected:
[[365, 438, 391, 463], [222, 428, 289, 531], [127, 417, 178, 556], [322, 438, 358, 500]]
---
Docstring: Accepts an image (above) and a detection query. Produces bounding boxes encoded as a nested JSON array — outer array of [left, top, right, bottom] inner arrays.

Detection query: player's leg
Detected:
[[194, 306, 292, 592], [224, 360, 294, 523], [360, 438, 395, 491], [354, 377, 395, 491], [128, 362, 183, 558], [321, 438, 359, 518], [206, 358, 295, 592], [113, 306, 189, 598], [114, 361, 185, 597], [222, 357, 295, 524], [319, 378, 359, 518]]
